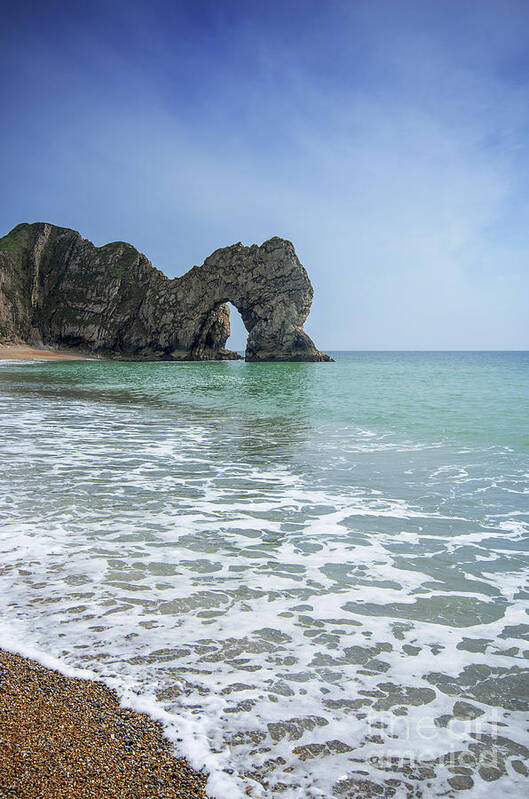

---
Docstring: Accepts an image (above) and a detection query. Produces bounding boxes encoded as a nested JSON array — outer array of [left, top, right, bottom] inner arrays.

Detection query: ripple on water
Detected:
[[0, 360, 528, 798]]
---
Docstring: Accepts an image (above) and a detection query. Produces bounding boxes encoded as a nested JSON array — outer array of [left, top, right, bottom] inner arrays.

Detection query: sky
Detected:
[[1, 0, 528, 350]]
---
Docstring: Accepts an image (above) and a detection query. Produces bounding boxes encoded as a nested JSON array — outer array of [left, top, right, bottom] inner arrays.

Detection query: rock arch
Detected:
[[0, 224, 332, 362], [176, 237, 330, 362]]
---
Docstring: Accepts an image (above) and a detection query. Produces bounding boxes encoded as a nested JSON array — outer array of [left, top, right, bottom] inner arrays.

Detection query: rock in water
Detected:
[[0, 223, 332, 362]]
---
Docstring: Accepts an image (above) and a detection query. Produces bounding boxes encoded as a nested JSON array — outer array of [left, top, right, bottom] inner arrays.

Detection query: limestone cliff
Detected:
[[0, 223, 332, 362]]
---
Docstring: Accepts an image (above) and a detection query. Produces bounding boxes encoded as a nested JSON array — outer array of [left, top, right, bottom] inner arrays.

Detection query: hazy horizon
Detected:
[[2, 0, 528, 350]]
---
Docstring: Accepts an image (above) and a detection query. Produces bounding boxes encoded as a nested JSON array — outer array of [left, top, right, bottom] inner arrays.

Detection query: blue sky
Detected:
[[1, 0, 528, 349]]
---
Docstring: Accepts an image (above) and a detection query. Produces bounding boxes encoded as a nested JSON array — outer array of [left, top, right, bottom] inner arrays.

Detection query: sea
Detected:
[[0, 351, 528, 798]]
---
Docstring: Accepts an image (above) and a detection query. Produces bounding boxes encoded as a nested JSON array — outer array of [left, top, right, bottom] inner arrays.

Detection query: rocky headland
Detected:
[[0, 223, 332, 362]]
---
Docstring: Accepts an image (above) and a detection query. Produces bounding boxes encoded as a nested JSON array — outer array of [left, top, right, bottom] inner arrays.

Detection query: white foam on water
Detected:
[[0, 379, 528, 798]]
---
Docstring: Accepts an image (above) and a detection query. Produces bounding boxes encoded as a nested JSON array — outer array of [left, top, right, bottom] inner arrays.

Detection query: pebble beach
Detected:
[[0, 649, 209, 799], [0, 344, 89, 361]]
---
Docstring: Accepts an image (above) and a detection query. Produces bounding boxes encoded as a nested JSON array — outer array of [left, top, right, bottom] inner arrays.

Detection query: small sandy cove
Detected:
[[0, 343, 89, 361]]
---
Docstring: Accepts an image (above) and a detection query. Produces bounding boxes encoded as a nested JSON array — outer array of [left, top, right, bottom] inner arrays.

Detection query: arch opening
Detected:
[[225, 302, 248, 356]]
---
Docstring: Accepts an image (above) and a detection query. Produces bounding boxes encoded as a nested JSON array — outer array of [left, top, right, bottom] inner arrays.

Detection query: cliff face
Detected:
[[0, 223, 332, 362]]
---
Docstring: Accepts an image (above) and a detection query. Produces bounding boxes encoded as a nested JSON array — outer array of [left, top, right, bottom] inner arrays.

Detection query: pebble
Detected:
[[0, 648, 209, 798]]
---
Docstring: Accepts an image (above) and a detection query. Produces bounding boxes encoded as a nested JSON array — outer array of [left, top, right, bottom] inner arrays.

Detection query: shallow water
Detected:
[[0, 352, 528, 797]]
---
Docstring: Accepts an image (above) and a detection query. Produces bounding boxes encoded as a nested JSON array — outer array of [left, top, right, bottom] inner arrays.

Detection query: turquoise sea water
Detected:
[[0, 352, 528, 797]]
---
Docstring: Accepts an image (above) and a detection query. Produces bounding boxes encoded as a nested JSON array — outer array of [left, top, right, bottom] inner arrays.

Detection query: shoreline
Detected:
[[0, 648, 210, 799], [0, 343, 91, 361]]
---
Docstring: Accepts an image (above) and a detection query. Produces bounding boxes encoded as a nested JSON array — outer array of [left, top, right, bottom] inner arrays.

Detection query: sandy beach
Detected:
[[0, 649, 209, 799], [0, 344, 90, 361]]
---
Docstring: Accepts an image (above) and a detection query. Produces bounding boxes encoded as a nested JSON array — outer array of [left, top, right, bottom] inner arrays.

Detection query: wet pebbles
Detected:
[[0, 649, 209, 798]]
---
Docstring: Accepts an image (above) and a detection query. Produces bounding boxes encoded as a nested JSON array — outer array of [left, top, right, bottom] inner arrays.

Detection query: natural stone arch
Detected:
[[171, 237, 330, 362], [0, 224, 332, 362]]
